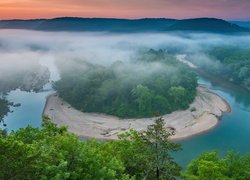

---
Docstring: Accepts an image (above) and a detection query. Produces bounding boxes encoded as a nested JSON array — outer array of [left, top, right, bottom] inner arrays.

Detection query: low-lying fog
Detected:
[[0, 29, 250, 87]]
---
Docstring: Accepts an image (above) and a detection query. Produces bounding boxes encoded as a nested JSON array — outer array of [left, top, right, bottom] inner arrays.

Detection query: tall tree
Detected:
[[113, 117, 181, 179], [139, 117, 181, 180]]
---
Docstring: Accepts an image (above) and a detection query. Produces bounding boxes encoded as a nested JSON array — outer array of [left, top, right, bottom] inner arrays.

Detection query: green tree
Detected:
[[132, 84, 153, 115], [169, 86, 186, 108], [54, 49, 198, 118], [183, 151, 250, 180], [0, 117, 131, 180], [108, 117, 181, 180], [0, 138, 42, 180], [139, 117, 181, 180]]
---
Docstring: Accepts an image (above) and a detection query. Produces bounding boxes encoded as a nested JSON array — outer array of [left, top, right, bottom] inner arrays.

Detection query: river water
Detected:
[[1, 61, 250, 168], [175, 77, 250, 167], [0, 56, 59, 131]]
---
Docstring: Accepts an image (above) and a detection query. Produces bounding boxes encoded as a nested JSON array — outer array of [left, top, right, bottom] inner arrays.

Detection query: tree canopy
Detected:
[[54, 49, 197, 118], [183, 151, 250, 180], [1, 116, 250, 179], [208, 46, 250, 89], [0, 116, 182, 180]]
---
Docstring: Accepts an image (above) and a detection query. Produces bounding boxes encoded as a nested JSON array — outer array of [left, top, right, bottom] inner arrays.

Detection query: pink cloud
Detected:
[[0, 0, 249, 20]]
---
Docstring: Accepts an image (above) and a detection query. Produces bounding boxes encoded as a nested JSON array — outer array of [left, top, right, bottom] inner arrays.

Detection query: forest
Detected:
[[1, 116, 249, 180], [207, 46, 250, 90], [188, 46, 250, 90], [54, 49, 197, 118]]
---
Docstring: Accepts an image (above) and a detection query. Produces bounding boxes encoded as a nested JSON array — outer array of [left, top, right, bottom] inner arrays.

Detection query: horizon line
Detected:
[[1, 16, 250, 22]]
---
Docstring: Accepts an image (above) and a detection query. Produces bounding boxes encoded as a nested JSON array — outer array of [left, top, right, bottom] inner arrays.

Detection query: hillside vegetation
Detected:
[[0, 17, 248, 33], [183, 151, 250, 179], [1, 117, 250, 179], [169, 18, 247, 32], [208, 46, 250, 89], [0, 117, 181, 180], [54, 49, 197, 118], [187, 46, 250, 90]]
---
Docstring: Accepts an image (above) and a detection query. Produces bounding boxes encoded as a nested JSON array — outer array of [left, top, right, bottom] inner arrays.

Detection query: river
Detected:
[[0, 56, 59, 131], [1, 61, 250, 168], [175, 77, 250, 168]]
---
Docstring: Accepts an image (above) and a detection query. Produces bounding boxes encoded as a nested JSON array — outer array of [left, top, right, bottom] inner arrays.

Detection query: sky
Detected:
[[0, 0, 250, 20]]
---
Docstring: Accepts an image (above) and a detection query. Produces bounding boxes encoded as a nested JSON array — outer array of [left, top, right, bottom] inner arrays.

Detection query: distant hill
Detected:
[[0, 17, 249, 33], [36, 17, 177, 32], [168, 18, 248, 32], [0, 19, 45, 29], [230, 21, 250, 29]]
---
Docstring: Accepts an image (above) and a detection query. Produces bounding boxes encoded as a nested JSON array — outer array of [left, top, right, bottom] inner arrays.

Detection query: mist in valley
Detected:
[[1, 29, 250, 78], [1, 29, 250, 176], [0, 29, 250, 115]]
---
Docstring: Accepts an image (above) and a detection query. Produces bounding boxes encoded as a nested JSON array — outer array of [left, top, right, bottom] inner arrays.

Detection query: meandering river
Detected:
[[1, 59, 250, 168], [175, 77, 250, 167]]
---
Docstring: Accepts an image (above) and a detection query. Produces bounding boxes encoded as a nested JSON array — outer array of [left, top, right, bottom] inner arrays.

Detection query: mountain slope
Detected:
[[0, 17, 249, 33], [0, 19, 45, 29], [168, 18, 248, 32], [36, 17, 177, 32], [230, 21, 250, 28]]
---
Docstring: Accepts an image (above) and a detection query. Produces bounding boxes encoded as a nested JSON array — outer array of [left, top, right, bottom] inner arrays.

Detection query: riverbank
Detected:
[[43, 86, 231, 140]]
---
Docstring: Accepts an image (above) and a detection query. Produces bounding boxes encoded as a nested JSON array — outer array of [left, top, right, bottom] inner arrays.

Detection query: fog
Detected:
[[0, 29, 250, 89]]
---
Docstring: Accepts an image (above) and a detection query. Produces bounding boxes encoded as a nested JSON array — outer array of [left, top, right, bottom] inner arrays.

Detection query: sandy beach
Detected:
[[43, 86, 231, 140]]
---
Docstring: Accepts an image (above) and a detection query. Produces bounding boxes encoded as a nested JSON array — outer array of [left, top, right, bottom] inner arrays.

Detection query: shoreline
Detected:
[[43, 86, 231, 141]]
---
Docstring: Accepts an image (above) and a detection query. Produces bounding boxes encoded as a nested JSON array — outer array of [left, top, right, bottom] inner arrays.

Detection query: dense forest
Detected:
[[54, 49, 197, 118], [0, 17, 248, 33], [188, 46, 250, 90], [1, 116, 249, 180], [207, 46, 250, 90], [183, 151, 250, 179]]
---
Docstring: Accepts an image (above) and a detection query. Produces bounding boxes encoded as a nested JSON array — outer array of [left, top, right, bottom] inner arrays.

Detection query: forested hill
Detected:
[[54, 49, 198, 118], [0, 19, 45, 30], [36, 18, 177, 32], [0, 18, 176, 32], [169, 18, 248, 32], [230, 21, 250, 29], [187, 46, 250, 90], [0, 17, 249, 33]]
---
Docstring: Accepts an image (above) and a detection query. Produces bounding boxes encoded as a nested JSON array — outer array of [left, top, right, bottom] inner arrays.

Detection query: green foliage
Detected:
[[0, 117, 131, 180], [138, 117, 181, 179], [2, 115, 250, 180], [0, 116, 182, 180], [54, 49, 197, 118], [106, 117, 181, 179], [183, 151, 250, 180], [208, 46, 250, 90]]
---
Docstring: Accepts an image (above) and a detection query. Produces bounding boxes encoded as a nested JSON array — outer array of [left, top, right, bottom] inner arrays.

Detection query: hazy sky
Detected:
[[0, 0, 250, 20]]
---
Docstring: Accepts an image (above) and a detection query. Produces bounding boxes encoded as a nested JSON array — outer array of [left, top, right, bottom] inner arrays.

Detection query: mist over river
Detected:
[[2, 66, 250, 168], [0, 30, 250, 168], [0, 55, 60, 131]]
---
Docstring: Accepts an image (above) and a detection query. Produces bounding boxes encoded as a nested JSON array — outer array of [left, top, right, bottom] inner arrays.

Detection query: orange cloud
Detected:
[[0, 0, 249, 20]]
